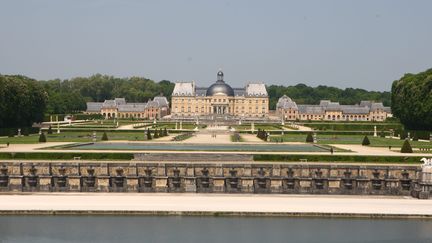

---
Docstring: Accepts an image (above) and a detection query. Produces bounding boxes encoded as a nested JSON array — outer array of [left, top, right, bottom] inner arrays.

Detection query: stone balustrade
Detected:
[[0, 162, 429, 199]]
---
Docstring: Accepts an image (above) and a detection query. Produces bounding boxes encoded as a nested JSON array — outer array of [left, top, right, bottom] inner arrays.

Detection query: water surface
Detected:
[[0, 216, 431, 243], [66, 142, 328, 152]]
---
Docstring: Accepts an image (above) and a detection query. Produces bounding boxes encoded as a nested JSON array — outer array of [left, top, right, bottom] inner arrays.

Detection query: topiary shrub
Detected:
[[306, 133, 314, 143], [101, 132, 108, 141], [163, 128, 168, 136], [400, 139, 413, 153], [147, 128, 152, 140], [380, 130, 385, 138], [362, 136, 370, 146], [38, 133, 47, 143], [154, 130, 159, 138], [412, 132, 419, 141], [48, 126, 53, 134]]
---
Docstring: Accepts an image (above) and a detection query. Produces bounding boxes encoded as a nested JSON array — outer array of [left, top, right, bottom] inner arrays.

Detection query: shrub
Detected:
[[8, 129, 15, 138], [306, 133, 314, 143], [362, 136, 370, 146], [154, 129, 159, 138], [163, 128, 168, 136], [48, 126, 53, 134], [412, 132, 419, 141], [400, 139, 413, 153], [38, 133, 47, 143], [101, 132, 108, 141], [380, 130, 385, 138], [147, 128, 152, 140]]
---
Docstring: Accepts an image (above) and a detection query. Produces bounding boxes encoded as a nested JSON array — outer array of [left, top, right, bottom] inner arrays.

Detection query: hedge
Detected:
[[0, 152, 134, 160], [253, 154, 423, 164]]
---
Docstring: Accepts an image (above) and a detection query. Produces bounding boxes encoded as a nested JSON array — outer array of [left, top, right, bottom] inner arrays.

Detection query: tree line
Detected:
[[391, 68, 432, 130], [267, 84, 391, 109], [0, 73, 393, 128]]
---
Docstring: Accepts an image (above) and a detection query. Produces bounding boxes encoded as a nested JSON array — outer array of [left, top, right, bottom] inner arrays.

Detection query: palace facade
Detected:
[[171, 71, 269, 118], [276, 95, 391, 121], [85, 96, 169, 119]]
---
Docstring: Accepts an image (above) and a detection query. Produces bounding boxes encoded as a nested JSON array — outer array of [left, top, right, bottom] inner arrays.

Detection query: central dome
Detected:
[[206, 70, 235, 96]]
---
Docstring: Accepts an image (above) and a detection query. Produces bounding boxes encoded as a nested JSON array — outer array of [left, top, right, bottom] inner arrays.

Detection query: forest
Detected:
[[391, 68, 432, 130], [1, 73, 392, 128]]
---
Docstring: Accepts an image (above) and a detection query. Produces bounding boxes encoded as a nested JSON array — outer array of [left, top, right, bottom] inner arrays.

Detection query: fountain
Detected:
[[342, 169, 353, 190], [225, 169, 240, 192], [26, 164, 38, 188], [313, 169, 325, 190], [283, 168, 296, 190], [400, 170, 411, 191], [0, 165, 9, 188], [371, 169, 382, 190], [83, 166, 96, 189], [56, 165, 67, 188]]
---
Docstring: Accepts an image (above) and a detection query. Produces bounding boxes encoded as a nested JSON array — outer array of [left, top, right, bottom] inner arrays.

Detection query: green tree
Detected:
[[362, 136, 370, 146], [101, 132, 108, 141], [391, 68, 432, 130], [147, 128, 152, 140], [306, 133, 314, 143], [0, 75, 47, 128], [400, 139, 413, 153], [39, 133, 47, 143]]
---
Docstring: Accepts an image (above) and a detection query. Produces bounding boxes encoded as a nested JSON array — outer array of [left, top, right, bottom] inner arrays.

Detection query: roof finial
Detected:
[[217, 69, 224, 82]]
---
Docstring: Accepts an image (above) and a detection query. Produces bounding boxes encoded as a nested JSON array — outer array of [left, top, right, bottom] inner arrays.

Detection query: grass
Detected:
[[0, 131, 156, 144], [299, 122, 403, 131], [231, 124, 283, 131], [0, 151, 422, 164], [230, 134, 245, 142], [253, 154, 424, 164], [269, 134, 432, 148], [0, 152, 134, 160]]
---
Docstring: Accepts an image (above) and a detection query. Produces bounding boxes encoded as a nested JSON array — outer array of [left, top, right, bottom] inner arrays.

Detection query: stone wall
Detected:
[[0, 162, 430, 198]]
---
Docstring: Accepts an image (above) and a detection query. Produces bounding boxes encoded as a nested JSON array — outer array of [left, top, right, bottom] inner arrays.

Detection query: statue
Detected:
[[421, 158, 432, 168]]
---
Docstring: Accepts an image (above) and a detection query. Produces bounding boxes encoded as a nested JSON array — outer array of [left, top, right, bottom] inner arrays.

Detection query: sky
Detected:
[[1, 0, 431, 91]]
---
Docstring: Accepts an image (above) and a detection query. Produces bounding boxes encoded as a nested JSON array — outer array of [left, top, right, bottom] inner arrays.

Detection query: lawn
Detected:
[[269, 134, 432, 148], [299, 122, 403, 131], [0, 131, 160, 144], [232, 124, 283, 131]]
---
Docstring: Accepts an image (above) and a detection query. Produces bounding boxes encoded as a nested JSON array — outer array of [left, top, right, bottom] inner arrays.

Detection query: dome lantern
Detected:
[[217, 70, 224, 82]]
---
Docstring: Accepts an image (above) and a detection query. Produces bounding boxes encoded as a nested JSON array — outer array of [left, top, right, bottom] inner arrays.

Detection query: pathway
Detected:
[[0, 194, 431, 217]]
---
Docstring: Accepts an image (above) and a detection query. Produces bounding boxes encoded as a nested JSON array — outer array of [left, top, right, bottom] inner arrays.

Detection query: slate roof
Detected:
[[86, 97, 169, 113], [86, 102, 103, 112], [278, 96, 391, 115], [172, 82, 195, 96]]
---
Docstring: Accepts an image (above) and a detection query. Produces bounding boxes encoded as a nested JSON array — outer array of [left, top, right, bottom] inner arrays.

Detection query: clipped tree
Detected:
[[362, 135, 370, 146], [154, 129, 159, 138], [412, 132, 419, 141], [38, 133, 47, 143], [146, 128, 152, 140], [159, 129, 164, 137], [380, 130, 385, 138], [400, 139, 413, 153], [306, 132, 314, 143], [163, 128, 168, 136], [101, 132, 108, 141], [48, 126, 53, 134]]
